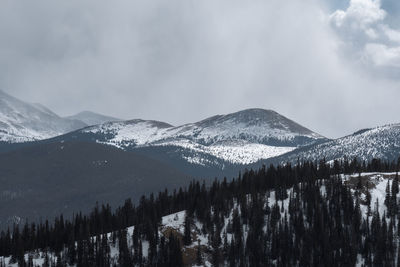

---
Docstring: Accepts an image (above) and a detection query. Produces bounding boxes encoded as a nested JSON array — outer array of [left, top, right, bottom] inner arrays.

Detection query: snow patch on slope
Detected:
[[86, 120, 173, 147], [161, 210, 186, 234], [157, 140, 296, 164]]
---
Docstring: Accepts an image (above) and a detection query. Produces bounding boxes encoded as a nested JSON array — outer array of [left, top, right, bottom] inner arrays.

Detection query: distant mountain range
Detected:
[[0, 90, 400, 227], [65, 110, 120, 126], [0, 90, 119, 143], [3, 90, 400, 168], [0, 91, 85, 143]]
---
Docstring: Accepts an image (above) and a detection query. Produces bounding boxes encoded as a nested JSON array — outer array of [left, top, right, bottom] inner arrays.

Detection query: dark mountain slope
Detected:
[[0, 141, 189, 228]]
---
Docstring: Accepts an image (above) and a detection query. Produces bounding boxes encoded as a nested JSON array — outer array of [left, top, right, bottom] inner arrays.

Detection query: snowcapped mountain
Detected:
[[268, 123, 400, 164], [65, 111, 120, 126], [79, 109, 327, 165], [0, 91, 87, 143], [85, 109, 324, 146]]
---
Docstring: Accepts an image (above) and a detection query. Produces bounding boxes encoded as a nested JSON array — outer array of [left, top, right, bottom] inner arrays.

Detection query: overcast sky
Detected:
[[1, 0, 400, 138]]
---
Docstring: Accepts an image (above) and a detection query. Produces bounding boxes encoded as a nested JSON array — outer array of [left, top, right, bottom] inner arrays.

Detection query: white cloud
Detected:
[[330, 0, 386, 30], [381, 24, 400, 42], [1, 0, 400, 138], [330, 0, 400, 68], [364, 43, 400, 67]]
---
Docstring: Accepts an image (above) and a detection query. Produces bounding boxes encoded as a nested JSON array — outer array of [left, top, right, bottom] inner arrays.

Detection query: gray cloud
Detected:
[[0, 0, 400, 138]]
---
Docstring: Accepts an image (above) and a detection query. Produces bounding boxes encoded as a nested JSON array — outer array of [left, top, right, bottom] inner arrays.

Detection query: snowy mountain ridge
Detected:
[[84, 109, 324, 147], [270, 123, 400, 164], [81, 109, 326, 164]]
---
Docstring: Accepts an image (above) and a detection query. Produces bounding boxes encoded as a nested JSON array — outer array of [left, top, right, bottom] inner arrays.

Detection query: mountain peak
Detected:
[[223, 108, 287, 123], [124, 119, 174, 129], [80, 107, 327, 158], [233, 108, 276, 114], [195, 108, 325, 141], [66, 111, 121, 126]]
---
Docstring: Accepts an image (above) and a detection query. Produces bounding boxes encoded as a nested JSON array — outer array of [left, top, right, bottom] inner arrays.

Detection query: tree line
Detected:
[[1, 157, 400, 266]]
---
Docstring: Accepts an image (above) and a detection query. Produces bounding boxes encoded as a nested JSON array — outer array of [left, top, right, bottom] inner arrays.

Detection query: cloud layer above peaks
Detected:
[[0, 0, 399, 138]]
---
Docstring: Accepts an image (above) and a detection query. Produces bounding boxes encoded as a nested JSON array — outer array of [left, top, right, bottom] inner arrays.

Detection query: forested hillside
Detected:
[[1, 157, 400, 266]]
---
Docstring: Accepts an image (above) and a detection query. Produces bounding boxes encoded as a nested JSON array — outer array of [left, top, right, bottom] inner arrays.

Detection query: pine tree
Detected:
[[392, 174, 399, 215], [183, 213, 192, 246], [357, 173, 362, 191], [366, 185, 372, 216], [196, 240, 202, 265], [167, 233, 183, 267], [43, 252, 50, 267], [385, 180, 392, 217]]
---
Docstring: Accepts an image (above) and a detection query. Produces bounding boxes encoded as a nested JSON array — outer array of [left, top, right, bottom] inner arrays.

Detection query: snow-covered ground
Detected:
[[94, 134, 296, 165], [343, 172, 398, 218], [161, 210, 186, 232], [155, 140, 295, 164]]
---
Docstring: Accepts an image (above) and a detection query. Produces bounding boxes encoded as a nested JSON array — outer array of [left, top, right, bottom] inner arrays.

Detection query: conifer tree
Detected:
[[196, 240, 202, 265], [183, 213, 192, 246]]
